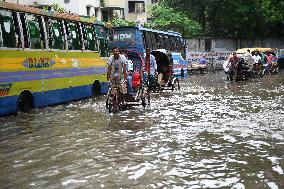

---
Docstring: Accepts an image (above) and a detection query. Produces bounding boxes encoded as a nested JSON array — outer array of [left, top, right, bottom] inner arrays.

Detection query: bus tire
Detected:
[[92, 81, 101, 96], [18, 91, 34, 113]]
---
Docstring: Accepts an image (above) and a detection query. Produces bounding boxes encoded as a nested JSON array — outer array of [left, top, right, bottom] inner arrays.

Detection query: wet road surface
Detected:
[[1, 72, 284, 188]]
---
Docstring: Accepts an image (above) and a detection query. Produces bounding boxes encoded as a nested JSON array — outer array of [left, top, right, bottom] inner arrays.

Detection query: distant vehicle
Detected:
[[171, 52, 188, 77], [0, 2, 109, 116], [236, 48, 276, 56]]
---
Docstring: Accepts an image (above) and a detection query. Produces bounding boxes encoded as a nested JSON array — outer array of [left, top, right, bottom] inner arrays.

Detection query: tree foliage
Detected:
[[111, 15, 137, 27], [111, 5, 201, 38], [160, 0, 284, 38], [149, 4, 202, 37]]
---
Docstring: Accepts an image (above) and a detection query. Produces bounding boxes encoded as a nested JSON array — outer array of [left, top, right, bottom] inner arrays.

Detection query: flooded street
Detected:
[[1, 72, 284, 189]]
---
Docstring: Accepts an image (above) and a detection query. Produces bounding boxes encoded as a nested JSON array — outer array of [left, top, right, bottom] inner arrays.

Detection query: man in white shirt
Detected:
[[144, 48, 157, 76]]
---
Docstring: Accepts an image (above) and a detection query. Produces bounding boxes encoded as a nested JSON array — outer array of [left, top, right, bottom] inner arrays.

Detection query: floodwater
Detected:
[[1, 72, 284, 189]]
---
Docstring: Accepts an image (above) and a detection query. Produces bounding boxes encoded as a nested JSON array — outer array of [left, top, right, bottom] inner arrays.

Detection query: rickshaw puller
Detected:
[[107, 47, 128, 94]]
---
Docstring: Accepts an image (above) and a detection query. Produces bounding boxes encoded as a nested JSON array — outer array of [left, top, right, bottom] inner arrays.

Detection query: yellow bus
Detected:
[[0, 2, 109, 116]]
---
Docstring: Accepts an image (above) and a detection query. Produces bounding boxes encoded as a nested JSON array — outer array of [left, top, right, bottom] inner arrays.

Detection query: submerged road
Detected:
[[1, 72, 284, 188]]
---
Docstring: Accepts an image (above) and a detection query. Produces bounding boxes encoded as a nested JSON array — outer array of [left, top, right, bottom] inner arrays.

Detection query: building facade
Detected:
[[2, 0, 158, 23], [3, 0, 103, 21]]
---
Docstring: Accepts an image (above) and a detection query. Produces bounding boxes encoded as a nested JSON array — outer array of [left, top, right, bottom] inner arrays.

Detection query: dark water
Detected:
[[1, 72, 284, 189]]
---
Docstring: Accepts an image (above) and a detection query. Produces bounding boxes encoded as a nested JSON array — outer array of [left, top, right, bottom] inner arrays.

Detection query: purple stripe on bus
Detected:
[[0, 67, 106, 77], [0, 68, 107, 83]]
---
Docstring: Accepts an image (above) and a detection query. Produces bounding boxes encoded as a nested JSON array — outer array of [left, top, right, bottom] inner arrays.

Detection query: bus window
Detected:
[[150, 32, 157, 50], [164, 35, 170, 51], [82, 24, 97, 51], [158, 34, 165, 49], [65, 21, 81, 50], [141, 30, 147, 49], [145, 31, 153, 50], [0, 24, 2, 46], [38, 16, 46, 49], [19, 13, 30, 48], [25, 14, 44, 49], [46, 18, 65, 50], [95, 25, 104, 39], [0, 9, 17, 48], [169, 36, 175, 51], [154, 33, 160, 49]]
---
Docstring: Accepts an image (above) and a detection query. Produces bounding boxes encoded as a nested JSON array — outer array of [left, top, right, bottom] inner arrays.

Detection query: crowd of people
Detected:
[[224, 49, 279, 80]]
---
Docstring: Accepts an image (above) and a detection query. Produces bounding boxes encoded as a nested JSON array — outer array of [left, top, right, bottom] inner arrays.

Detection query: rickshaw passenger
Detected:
[[121, 50, 134, 94], [132, 68, 141, 92], [107, 47, 127, 94], [158, 66, 168, 86], [199, 56, 207, 66], [243, 49, 254, 68]]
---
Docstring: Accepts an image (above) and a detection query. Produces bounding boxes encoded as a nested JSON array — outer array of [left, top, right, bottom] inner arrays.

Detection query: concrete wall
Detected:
[[186, 38, 284, 52]]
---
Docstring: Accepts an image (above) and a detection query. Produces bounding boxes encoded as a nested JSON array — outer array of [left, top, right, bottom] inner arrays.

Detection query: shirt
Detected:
[[108, 55, 127, 78], [253, 55, 261, 64], [127, 59, 133, 72], [144, 54, 157, 75], [199, 57, 206, 65]]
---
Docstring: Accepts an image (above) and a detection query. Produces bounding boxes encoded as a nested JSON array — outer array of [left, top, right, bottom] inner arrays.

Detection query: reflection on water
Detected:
[[1, 72, 284, 188]]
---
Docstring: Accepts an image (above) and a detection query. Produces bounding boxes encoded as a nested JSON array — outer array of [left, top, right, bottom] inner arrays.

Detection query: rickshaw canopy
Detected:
[[236, 48, 275, 55]]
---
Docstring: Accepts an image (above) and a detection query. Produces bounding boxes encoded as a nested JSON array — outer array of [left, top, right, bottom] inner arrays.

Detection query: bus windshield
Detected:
[[109, 28, 143, 52]]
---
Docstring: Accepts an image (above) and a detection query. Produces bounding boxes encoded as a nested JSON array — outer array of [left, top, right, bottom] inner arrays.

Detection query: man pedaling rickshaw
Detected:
[[107, 47, 127, 94]]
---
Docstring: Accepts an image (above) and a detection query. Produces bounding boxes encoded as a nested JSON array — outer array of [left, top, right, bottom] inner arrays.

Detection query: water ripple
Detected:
[[1, 72, 284, 188]]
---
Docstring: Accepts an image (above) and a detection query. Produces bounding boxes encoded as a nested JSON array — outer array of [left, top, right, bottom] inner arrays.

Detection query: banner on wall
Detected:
[[186, 51, 233, 64]]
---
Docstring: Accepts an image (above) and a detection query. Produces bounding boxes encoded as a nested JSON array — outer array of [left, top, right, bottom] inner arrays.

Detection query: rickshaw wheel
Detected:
[[142, 97, 146, 108], [112, 100, 118, 113], [147, 93, 150, 105], [106, 97, 109, 109], [108, 102, 112, 113], [171, 78, 179, 91]]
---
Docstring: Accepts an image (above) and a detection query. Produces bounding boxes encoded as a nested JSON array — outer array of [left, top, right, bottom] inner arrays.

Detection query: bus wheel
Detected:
[[92, 81, 101, 96], [18, 92, 34, 113]]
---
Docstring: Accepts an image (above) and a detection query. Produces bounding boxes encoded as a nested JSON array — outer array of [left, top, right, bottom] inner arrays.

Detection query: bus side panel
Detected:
[[0, 96, 18, 116], [100, 82, 108, 94], [1, 50, 108, 116], [34, 84, 92, 108], [34, 81, 108, 109]]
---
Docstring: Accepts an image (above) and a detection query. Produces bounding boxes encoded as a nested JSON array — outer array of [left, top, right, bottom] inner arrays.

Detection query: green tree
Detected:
[[160, 0, 284, 38], [111, 15, 136, 27], [149, 4, 201, 37]]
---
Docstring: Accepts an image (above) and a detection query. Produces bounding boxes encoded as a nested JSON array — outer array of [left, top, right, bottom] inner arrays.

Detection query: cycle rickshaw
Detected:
[[106, 50, 150, 113], [148, 49, 180, 92]]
